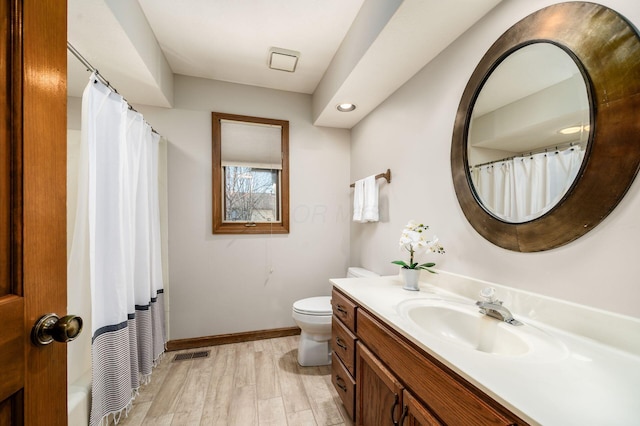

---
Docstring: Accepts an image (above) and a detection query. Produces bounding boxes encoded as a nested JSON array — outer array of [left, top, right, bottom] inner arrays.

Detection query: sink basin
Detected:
[[397, 298, 568, 361], [406, 303, 528, 356]]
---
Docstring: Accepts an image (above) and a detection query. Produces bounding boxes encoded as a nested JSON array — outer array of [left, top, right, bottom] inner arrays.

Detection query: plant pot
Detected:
[[401, 269, 420, 291]]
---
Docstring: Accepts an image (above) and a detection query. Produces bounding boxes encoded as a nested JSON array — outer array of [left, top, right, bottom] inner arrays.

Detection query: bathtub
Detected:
[[68, 370, 91, 426]]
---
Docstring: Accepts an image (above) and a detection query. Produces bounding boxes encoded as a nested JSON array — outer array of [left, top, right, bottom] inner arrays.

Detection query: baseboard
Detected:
[[166, 326, 301, 352]]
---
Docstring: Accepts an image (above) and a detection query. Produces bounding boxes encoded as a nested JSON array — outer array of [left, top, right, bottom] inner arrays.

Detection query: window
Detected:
[[212, 112, 289, 234], [223, 166, 280, 222]]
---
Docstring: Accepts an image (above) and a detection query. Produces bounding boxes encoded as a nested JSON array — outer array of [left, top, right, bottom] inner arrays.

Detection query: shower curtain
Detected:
[[470, 147, 585, 222], [68, 73, 166, 426]]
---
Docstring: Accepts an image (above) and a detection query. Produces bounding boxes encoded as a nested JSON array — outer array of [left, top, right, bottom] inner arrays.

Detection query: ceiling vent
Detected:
[[268, 47, 300, 72]]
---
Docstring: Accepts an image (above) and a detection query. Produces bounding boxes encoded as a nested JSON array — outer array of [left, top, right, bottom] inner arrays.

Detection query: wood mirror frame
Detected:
[[451, 2, 640, 252]]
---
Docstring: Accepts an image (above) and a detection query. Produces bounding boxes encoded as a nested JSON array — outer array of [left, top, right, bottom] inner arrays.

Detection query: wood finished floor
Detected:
[[116, 335, 354, 426]]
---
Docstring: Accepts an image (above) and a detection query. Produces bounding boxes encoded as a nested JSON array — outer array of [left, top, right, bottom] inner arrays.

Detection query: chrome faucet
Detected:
[[476, 287, 522, 326]]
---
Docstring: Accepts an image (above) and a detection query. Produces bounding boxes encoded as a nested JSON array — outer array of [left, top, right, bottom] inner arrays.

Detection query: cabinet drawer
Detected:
[[332, 315, 357, 376], [332, 288, 357, 333], [332, 356, 355, 422], [357, 309, 521, 426]]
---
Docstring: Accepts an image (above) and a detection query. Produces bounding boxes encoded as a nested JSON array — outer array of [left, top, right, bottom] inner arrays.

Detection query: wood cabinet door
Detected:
[[0, 0, 67, 424], [356, 342, 404, 426], [400, 390, 443, 426]]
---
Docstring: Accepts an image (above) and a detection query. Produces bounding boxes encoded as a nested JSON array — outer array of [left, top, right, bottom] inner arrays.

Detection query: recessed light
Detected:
[[559, 124, 590, 135], [337, 103, 356, 112]]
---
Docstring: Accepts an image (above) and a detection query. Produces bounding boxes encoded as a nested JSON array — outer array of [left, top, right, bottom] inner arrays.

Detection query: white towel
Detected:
[[352, 178, 365, 222], [361, 175, 379, 222], [353, 175, 379, 223]]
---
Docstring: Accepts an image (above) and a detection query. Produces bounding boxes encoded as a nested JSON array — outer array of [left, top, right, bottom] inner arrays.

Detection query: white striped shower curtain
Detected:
[[68, 73, 166, 426]]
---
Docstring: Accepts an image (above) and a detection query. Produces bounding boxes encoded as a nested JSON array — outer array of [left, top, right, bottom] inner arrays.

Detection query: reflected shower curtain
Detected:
[[470, 147, 585, 222], [69, 73, 166, 426]]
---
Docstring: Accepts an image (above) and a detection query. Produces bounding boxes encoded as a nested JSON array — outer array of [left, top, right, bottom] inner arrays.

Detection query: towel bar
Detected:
[[350, 169, 391, 187]]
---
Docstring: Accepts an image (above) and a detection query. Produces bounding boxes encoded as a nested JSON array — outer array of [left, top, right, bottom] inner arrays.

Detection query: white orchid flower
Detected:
[[392, 220, 444, 272]]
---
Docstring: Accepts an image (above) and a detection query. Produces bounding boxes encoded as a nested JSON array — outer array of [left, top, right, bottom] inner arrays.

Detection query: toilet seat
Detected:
[[292, 296, 332, 316]]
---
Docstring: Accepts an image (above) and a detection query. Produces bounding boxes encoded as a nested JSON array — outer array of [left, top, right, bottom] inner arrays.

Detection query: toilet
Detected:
[[292, 267, 379, 366]]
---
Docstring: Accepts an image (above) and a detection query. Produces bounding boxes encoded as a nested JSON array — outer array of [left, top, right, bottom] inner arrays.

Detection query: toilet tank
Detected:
[[346, 267, 379, 278]]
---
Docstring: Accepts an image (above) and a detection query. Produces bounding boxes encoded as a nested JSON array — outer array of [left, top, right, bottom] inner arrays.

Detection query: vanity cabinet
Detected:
[[331, 351, 356, 420], [331, 288, 358, 421], [399, 390, 442, 426], [331, 286, 527, 426], [356, 342, 405, 425], [332, 288, 357, 331], [332, 315, 356, 374]]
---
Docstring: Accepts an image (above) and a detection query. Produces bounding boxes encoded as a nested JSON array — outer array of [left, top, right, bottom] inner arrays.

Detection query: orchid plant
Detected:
[[392, 220, 445, 273]]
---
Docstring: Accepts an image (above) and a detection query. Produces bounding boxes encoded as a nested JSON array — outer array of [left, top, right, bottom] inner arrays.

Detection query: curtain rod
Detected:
[[350, 169, 391, 187], [67, 42, 116, 93], [469, 141, 586, 169], [67, 41, 160, 136]]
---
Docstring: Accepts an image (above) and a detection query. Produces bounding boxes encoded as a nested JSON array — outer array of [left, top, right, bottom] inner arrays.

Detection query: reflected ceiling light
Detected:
[[559, 124, 590, 135], [337, 103, 356, 112]]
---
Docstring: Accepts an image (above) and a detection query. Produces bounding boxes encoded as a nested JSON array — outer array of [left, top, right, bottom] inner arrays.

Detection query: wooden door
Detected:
[[399, 390, 443, 426], [0, 0, 68, 424], [356, 342, 404, 426]]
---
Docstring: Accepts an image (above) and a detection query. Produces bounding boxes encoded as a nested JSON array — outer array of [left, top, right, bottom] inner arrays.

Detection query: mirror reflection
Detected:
[[467, 43, 590, 223]]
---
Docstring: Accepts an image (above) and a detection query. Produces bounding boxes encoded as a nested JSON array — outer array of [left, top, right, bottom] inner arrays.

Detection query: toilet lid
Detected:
[[293, 296, 332, 315]]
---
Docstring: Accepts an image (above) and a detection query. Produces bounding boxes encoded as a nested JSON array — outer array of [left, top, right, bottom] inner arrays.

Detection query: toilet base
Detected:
[[297, 332, 331, 367]]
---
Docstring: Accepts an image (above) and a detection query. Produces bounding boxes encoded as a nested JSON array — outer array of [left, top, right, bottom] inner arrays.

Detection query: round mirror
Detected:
[[468, 42, 591, 223], [451, 2, 640, 252]]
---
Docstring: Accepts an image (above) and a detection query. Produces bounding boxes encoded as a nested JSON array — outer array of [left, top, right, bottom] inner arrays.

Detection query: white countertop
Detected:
[[331, 271, 640, 426]]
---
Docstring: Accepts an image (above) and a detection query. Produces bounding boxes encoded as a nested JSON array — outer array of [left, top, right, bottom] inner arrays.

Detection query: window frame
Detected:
[[212, 112, 289, 234]]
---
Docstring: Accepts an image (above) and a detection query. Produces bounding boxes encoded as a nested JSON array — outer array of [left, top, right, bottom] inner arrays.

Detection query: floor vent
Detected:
[[173, 350, 210, 362]]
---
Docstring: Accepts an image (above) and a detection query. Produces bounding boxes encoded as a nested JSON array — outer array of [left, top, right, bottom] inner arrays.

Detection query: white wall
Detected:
[[350, 0, 640, 319], [135, 75, 351, 340]]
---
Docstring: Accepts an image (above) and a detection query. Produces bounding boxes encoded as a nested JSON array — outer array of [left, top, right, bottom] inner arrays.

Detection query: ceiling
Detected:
[[67, 0, 502, 129]]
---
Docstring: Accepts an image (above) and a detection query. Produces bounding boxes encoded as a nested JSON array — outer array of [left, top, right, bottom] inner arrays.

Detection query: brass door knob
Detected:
[[31, 313, 83, 346]]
